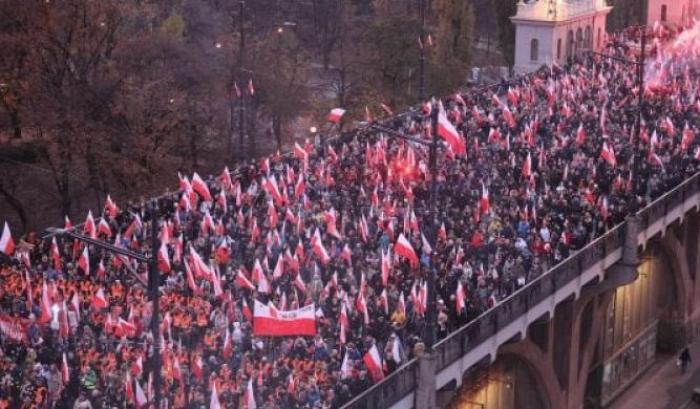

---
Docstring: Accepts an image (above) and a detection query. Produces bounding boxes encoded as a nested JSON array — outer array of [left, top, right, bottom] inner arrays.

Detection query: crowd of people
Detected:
[[0, 23, 699, 409]]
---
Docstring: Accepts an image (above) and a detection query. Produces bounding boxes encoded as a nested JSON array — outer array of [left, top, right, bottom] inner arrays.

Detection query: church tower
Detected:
[[647, 0, 696, 26], [510, 0, 612, 74]]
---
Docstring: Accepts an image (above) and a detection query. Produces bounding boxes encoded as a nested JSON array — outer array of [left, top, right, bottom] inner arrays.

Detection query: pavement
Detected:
[[608, 341, 700, 409]]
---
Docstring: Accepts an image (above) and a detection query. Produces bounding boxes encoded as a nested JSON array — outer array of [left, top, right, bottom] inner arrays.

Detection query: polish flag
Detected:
[[70, 291, 81, 318], [125, 372, 135, 404], [421, 232, 433, 255], [185, 262, 202, 295], [480, 182, 490, 214], [253, 299, 316, 336], [134, 379, 148, 408], [339, 302, 348, 344], [157, 242, 170, 273], [210, 382, 222, 409], [379, 288, 389, 315], [81, 211, 96, 239], [394, 233, 418, 267], [600, 142, 617, 167], [380, 102, 393, 115], [294, 142, 308, 161], [91, 287, 108, 310], [38, 281, 52, 324], [235, 269, 255, 291], [294, 174, 305, 200], [327, 108, 346, 124], [341, 244, 352, 265], [245, 378, 257, 409], [397, 291, 406, 316], [267, 201, 278, 228], [104, 195, 119, 219], [222, 328, 232, 359], [262, 175, 284, 206], [363, 344, 385, 382], [247, 78, 255, 95], [456, 281, 466, 314], [0, 222, 15, 255], [78, 246, 90, 275], [311, 230, 331, 264], [192, 172, 213, 202], [50, 237, 62, 269], [522, 152, 532, 178], [576, 123, 586, 146], [663, 116, 675, 136], [293, 273, 307, 292], [61, 352, 70, 384], [437, 104, 466, 155], [124, 214, 142, 239], [600, 196, 609, 220]]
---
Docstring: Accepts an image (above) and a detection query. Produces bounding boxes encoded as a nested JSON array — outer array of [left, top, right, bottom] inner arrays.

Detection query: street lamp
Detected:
[[44, 202, 163, 409], [418, 0, 427, 101], [309, 126, 318, 134]]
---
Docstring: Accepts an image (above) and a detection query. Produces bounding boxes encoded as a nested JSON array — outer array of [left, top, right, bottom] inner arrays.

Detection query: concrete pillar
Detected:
[[415, 352, 437, 409]]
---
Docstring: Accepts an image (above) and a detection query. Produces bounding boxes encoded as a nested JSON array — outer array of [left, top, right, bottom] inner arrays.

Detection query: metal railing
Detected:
[[341, 172, 700, 409]]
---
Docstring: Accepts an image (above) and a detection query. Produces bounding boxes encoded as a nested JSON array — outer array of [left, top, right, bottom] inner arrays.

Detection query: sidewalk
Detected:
[[609, 341, 700, 409]]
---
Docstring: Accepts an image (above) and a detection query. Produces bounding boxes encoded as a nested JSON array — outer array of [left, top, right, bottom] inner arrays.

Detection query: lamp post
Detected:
[[238, 0, 246, 161], [44, 202, 163, 408], [418, 0, 426, 101]]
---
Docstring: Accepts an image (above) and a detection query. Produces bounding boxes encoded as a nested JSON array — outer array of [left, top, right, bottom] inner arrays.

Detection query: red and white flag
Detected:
[[157, 242, 170, 273], [294, 142, 308, 161], [134, 379, 148, 408], [210, 383, 221, 409], [456, 281, 466, 314], [682, 122, 695, 151], [363, 344, 385, 382], [600, 142, 617, 167], [78, 246, 90, 275], [222, 328, 232, 359], [327, 108, 346, 124], [522, 152, 532, 178], [576, 123, 586, 146], [245, 378, 257, 409], [192, 172, 213, 202], [480, 182, 490, 214], [91, 287, 108, 310], [61, 352, 70, 384], [252, 299, 316, 336], [84, 211, 96, 239], [437, 103, 465, 155], [0, 222, 15, 255], [104, 195, 119, 219], [394, 233, 418, 267], [248, 78, 255, 96]]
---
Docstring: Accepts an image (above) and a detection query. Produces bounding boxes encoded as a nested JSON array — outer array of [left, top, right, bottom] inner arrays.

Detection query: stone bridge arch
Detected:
[[446, 348, 554, 409]]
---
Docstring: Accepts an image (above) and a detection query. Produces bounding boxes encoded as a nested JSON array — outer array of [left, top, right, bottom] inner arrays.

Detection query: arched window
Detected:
[[557, 38, 562, 60], [576, 28, 583, 55], [530, 38, 539, 61], [567, 30, 574, 60], [661, 4, 667, 22], [585, 26, 592, 49], [597, 27, 602, 48]]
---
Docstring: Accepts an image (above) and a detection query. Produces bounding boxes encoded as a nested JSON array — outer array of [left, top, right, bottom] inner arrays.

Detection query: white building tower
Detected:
[[510, 0, 612, 74], [647, 0, 697, 27]]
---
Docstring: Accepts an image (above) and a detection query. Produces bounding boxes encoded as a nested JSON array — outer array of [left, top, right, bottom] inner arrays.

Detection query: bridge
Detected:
[[342, 172, 700, 409]]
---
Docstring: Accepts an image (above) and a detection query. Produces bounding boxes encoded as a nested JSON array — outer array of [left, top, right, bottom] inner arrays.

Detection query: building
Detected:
[[510, 0, 612, 74], [647, 0, 697, 26]]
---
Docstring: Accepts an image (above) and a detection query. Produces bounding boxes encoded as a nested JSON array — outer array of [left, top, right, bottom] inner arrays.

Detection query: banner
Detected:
[[0, 314, 27, 343], [253, 299, 316, 336]]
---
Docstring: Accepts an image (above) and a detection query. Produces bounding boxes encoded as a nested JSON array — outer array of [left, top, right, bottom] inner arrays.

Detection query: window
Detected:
[[557, 38, 562, 60], [576, 28, 583, 55], [585, 26, 592, 49], [567, 30, 574, 60], [597, 27, 602, 48], [661, 4, 667, 22], [530, 38, 539, 61]]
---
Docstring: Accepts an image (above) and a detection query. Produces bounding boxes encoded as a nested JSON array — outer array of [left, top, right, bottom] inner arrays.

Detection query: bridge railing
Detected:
[[341, 172, 700, 409]]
